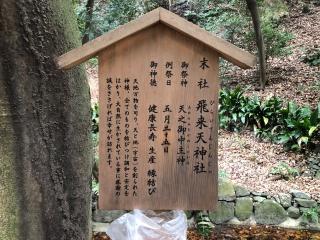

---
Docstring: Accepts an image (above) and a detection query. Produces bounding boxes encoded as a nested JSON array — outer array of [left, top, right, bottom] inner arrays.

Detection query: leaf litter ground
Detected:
[[86, 2, 320, 218], [217, 3, 320, 201]]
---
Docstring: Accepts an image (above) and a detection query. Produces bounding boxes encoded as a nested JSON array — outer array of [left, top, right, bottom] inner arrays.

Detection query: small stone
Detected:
[[253, 202, 260, 208], [209, 201, 234, 224], [218, 179, 236, 201], [287, 207, 300, 219], [254, 200, 287, 225], [234, 185, 250, 197], [92, 222, 110, 232], [310, 225, 320, 231], [315, 171, 320, 179], [93, 210, 126, 223], [295, 198, 317, 208], [228, 216, 257, 225], [252, 191, 268, 197], [278, 193, 292, 208], [279, 217, 301, 229], [253, 196, 266, 203], [273, 195, 281, 204], [252, 191, 262, 196], [227, 217, 241, 225], [235, 197, 253, 221], [290, 190, 311, 199]]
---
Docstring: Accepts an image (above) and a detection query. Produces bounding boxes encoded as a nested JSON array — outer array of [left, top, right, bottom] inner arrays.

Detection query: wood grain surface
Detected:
[[99, 23, 218, 210]]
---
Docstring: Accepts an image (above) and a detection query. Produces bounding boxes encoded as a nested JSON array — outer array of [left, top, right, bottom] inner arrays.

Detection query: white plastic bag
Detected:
[[106, 209, 187, 240]]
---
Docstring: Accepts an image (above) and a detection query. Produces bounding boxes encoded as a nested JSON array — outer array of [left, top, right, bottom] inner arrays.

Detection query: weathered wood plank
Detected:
[[98, 24, 218, 210]]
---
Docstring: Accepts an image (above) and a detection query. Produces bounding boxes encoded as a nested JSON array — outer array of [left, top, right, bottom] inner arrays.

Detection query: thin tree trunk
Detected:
[[82, 0, 95, 44], [246, 0, 267, 90], [0, 1, 92, 239]]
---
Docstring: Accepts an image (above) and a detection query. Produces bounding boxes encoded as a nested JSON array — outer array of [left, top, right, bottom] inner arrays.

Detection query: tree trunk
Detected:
[[246, 0, 267, 90], [0, 1, 92, 240], [82, 0, 95, 44]]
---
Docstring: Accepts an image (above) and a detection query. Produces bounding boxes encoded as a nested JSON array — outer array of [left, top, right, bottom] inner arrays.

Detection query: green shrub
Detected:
[[274, 102, 320, 151], [269, 162, 299, 180], [91, 87, 319, 152], [314, 0, 320, 7], [195, 0, 293, 58], [257, 0, 293, 58], [91, 103, 100, 185], [219, 88, 283, 133], [74, 0, 293, 59], [219, 87, 249, 131], [302, 4, 311, 13], [91, 103, 99, 145], [75, 0, 144, 41], [218, 87, 320, 151], [303, 48, 320, 66], [92, 178, 99, 195], [218, 169, 229, 179], [246, 96, 282, 132], [197, 1, 249, 45], [261, 18, 293, 58], [242, 9, 293, 59], [88, 57, 98, 67], [195, 212, 213, 239], [91, 103, 99, 134], [301, 207, 319, 224]]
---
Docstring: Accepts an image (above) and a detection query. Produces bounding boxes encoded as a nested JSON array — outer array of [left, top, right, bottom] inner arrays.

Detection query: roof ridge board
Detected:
[[57, 7, 256, 70]]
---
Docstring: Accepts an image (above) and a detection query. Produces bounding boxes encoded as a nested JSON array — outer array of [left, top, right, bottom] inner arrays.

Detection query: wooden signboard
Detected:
[[99, 24, 219, 210], [56, 7, 256, 211]]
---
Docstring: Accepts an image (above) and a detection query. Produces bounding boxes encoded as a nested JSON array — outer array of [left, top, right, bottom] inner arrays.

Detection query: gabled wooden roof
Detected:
[[57, 7, 256, 69]]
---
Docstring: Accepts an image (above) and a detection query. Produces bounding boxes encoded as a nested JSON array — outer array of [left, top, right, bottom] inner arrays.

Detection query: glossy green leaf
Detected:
[[308, 126, 318, 136]]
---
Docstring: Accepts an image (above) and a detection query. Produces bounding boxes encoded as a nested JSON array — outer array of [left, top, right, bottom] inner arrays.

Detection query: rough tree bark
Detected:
[[246, 0, 267, 90], [0, 1, 92, 240], [82, 0, 95, 44]]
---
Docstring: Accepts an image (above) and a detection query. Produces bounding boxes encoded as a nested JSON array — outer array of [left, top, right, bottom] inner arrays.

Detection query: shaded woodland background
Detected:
[[85, 0, 320, 182], [84, 2, 320, 235], [0, 1, 319, 239]]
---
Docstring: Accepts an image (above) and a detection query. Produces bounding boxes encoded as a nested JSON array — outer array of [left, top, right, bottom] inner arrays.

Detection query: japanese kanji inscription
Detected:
[[57, 7, 256, 211], [99, 24, 219, 210]]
